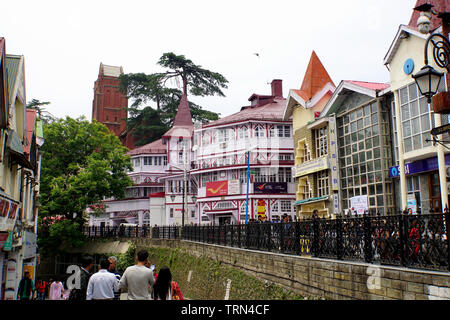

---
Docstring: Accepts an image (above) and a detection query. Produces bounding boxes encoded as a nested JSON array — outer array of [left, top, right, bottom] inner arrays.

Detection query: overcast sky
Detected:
[[1, 0, 417, 121]]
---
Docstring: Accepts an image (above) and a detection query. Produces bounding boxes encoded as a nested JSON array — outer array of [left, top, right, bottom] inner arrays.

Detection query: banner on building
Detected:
[[0, 194, 20, 232], [205, 180, 241, 197], [349, 195, 368, 215], [23, 232, 37, 260], [257, 199, 266, 221], [253, 182, 287, 194], [328, 116, 339, 191], [407, 194, 417, 214]]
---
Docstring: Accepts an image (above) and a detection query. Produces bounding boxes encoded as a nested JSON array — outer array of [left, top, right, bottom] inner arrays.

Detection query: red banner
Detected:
[[206, 181, 228, 197]]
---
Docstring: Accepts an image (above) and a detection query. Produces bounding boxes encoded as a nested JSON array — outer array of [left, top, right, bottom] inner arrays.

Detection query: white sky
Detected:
[[1, 0, 416, 121]]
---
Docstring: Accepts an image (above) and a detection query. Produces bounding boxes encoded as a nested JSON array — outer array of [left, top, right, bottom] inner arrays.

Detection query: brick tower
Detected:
[[92, 63, 128, 139]]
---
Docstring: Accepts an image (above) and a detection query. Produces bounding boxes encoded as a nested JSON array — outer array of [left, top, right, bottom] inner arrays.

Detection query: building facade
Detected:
[[193, 80, 296, 225], [320, 81, 393, 215], [92, 63, 129, 146], [0, 40, 43, 300], [283, 52, 336, 219], [383, 0, 450, 213]]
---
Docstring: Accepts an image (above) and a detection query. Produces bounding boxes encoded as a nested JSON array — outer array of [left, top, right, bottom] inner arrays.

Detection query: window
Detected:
[[144, 157, 152, 165], [134, 158, 140, 166], [399, 81, 446, 152], [178, 152, 184, 164], [239, 169, 248, 184], [317, 171, 329, 197], [254, 125, 264, 138], [337, 100, 393, 213], [191, 210, 195, 218], [314, 127, 328, 157], [218, 129, 228, 142], [284, 126, 291, 137], [163, 156, 167, 165], [170, 208, 174, 218], [280, 200, 291, 212], [239, 126, 249, 139]]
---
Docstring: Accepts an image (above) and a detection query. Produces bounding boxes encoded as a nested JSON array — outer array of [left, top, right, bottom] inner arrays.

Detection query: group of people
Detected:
[[16, 249, 183, 301], [71, 249, 183, 301], [17, 273, 69, 300]]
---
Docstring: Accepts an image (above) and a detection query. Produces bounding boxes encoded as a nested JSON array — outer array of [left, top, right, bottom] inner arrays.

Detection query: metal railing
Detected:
[[83, 211, 450, 272]]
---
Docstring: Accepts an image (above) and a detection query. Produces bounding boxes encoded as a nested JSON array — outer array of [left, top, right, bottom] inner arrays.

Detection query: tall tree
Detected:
[[119, 53, 226, 146], [38, 116, 133, 256], [26, 99, 56, 124]]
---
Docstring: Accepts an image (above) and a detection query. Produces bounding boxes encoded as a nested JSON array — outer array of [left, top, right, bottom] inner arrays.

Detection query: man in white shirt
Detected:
[[119, 250, 154, 300], [86, 259, 120, 300]]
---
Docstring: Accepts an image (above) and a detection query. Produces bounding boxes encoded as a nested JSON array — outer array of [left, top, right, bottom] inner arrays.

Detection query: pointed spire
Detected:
[[298, 51, 334, 101], [173, 93, 193, 127]]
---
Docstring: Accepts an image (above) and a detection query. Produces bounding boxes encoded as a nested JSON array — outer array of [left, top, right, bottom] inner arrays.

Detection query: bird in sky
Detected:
[[254, 53, 260, 57]]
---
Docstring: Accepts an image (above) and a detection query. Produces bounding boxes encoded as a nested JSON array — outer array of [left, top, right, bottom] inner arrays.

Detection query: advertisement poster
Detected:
[[253, 182, 287, 194], [407, 194, 417, 214], [206, 181, 228, 197], [350, 195, 368, 215], [257, 199, 266, 221]]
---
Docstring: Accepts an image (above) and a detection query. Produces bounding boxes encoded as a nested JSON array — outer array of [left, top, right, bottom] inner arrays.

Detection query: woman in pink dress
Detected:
[[49, 279, 65, 300]]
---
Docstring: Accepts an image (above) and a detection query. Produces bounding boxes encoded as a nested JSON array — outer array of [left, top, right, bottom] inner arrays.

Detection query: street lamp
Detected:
[[412, 64, 444, 103]]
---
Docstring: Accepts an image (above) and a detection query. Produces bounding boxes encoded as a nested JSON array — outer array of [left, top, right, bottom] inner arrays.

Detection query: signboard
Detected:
[[350, 195, 368, 215], [295, 156, 329, 177], [23, 232, 37, 260], [205, 180, 241, 197], [328, 117, 339, 191], [253, 182, 288, 194], [430, 123, 450, 136], [407, 194, 417, 214], [5, 259, 17, 300], [228, 180, 241, 195], [0, 195, 20, 232], [389, 154, 450, 178], [333, 193, 340, 214], [257, 199, 266, 221]]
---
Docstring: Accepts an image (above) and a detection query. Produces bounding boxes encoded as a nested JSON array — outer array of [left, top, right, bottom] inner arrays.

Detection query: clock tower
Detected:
[[92, 63, 128, 140]]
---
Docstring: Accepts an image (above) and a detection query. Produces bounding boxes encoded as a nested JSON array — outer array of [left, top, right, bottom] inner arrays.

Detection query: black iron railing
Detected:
[[83, 212, 450, 272]]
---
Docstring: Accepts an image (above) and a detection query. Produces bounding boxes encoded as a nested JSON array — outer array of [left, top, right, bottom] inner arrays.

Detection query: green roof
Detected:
[[5, 55, 21, 103]]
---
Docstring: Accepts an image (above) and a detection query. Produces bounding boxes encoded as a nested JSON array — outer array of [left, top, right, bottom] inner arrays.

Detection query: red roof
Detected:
[[409, 0, 449, 32], [202, 97, 287, 128], [127, 138, 166, 156], [297, 51, 334, 101], [24, 109, 37, 154], [346, 80, 390, 91], [163, 93, 194, 138]]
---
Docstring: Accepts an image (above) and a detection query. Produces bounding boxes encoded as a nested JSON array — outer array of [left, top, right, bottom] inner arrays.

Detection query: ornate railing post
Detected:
[[280, 223, 285, 253], [364, 213, 373, 263], [295, 221, 301, 255], [399, 209, 408, 267], [336, 215, 343, 260], [312, 217, 319, 257], [444, 206, 450, 271]]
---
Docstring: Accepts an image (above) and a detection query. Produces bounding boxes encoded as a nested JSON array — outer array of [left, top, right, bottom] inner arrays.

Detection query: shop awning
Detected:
[[295, 196, 329, 206], [6, 130, 33, 169]]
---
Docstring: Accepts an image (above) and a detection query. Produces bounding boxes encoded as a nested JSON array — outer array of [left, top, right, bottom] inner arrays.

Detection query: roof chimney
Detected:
[[271, 79, 283, 98]]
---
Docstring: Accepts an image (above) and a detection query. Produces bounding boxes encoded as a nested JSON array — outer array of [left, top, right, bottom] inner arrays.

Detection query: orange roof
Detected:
[[24, 109, 37, 154], [297, 51, 334, 101]]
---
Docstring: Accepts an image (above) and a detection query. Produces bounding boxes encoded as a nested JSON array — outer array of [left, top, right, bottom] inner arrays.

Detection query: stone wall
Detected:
[[136, 238, 450, 300]]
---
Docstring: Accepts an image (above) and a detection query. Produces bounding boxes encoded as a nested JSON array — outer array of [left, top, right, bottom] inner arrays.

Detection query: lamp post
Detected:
[[245, 145, 258, 224], [412, 3, 450, 212]]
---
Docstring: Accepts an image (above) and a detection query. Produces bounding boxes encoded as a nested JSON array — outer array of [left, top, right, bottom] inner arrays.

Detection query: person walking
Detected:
[[49, 278, 65, 300], [35, 279, 47, 300], [86, 259, 119, 300], [119, 250, 154, 300], [69, 255, 94, 301], [152, 266, 184, 300], [17, 271, 35, 300], [108, 256, 121, 300]]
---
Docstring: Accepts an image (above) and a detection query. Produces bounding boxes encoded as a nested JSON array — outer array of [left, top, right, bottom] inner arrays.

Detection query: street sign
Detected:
[[430, 123, 450, 136]]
